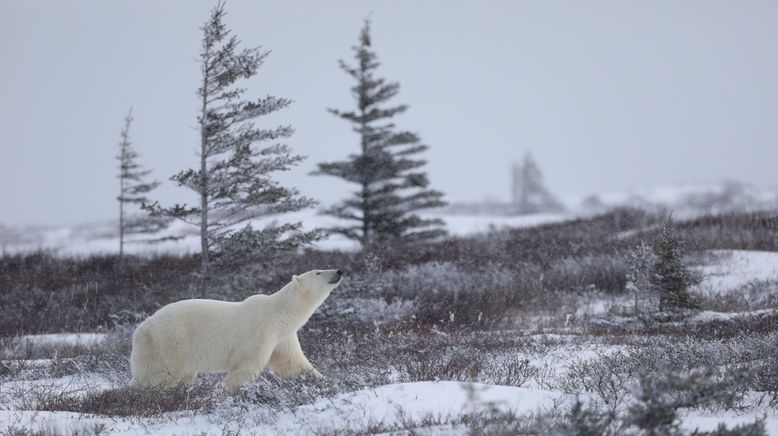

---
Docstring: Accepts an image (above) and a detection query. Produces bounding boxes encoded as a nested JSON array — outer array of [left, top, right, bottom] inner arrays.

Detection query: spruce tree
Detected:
[[651, 217, 698, 310], [313, 19, 447, 248], [145, 2, 319, 274], [116, 108, 165, 262]]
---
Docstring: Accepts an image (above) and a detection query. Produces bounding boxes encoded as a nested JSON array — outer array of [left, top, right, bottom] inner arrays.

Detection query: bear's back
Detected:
[[143, 298, 241, 334], [154, 298, 238, 317]]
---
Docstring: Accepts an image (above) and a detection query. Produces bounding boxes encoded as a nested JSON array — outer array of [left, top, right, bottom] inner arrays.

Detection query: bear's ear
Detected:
[[292, 275, 301, 286]]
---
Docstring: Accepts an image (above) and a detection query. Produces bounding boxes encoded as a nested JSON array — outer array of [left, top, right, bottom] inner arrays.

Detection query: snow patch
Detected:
[[17, 333, 107, 349], [693, 250, 778, 295], [682, 411, 778, 435], [690, 308, 778, 323]]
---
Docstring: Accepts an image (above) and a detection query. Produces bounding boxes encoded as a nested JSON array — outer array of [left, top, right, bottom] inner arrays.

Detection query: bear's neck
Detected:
[[270, 281, 322, 334]]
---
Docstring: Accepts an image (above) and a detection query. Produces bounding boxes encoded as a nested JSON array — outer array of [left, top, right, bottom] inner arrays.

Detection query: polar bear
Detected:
[[129, 269, 342, 392]]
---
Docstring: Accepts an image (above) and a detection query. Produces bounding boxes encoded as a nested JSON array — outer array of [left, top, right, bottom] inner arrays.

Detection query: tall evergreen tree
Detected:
[[116, 108, 165, 262], [651, 217, 698, 310], [314, 19, 446, 248], [145, 2, 319, 274]]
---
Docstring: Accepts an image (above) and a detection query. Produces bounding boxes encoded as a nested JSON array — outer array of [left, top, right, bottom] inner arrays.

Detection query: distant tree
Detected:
[[651, 217, 698, 310], [116, 108, 165, 262], [511, 153, 565, 215], [313, 19, 447, 248], [145, 2, 319, 275], [625, 240, 657, 314], [581, 194, 607, 214]]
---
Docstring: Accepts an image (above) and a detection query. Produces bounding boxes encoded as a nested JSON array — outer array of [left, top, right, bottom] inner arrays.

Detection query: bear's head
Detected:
[[292, 269, 343, 305]]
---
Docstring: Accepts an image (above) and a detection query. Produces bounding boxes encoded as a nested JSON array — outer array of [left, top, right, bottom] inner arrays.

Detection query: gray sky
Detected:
[[1, 0, 777, 225]]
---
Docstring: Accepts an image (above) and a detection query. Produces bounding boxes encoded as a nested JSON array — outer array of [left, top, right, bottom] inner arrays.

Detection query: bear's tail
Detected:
[[129, 322, 156, 387]]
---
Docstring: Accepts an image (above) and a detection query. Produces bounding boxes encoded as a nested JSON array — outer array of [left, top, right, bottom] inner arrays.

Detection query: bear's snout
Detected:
[[328, 270, 343, 284]]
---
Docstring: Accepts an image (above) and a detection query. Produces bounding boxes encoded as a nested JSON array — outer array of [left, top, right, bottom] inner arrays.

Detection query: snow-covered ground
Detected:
[[3, 340, 778, 434], [693, 250, 778, 295], [283, 382, 563, 434], [689, 308, 778, 323], [682, 412, 778, 435], [0, 374, 114, 410], [16, 333, 107, 349], [0, 381, 564, 435]]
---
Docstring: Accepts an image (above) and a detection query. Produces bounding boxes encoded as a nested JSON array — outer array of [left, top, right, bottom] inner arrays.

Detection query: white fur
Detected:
[[129, 269, 341, 392]]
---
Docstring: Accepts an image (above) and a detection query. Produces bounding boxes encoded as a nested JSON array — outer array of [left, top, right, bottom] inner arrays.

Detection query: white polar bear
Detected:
[[129, 269, 342, 392]]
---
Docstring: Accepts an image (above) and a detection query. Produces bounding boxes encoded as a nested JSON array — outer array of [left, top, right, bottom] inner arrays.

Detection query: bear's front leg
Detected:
[[268, 334, 322, 379]]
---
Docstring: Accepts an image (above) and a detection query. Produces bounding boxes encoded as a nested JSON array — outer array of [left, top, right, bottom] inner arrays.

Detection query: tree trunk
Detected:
[[199, 62, 210, 277], [359, 103, 370, 247], [200, 156, 209, 276], [118, 187, 124, 264]]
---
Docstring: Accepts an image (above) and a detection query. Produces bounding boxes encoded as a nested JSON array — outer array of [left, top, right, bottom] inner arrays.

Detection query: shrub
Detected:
[[626, 367, 753, 436], [0, 252, 199, 335], [556, 351, 638, 407], [694, 420, 767, 436], [402, 349, 483, 382], [483, 356, 538, 387]]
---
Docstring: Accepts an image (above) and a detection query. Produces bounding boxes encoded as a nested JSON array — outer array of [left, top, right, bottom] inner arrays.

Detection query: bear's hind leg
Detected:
[[130, 325, 165, 387], [130, 325, 186, 388]]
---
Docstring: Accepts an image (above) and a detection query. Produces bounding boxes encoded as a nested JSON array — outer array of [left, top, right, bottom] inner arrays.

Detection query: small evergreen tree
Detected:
[[116, 108, 165, 262], [313, 19, 446, 248], [651, 217, 698, 310], [145, 2, 319, 275]]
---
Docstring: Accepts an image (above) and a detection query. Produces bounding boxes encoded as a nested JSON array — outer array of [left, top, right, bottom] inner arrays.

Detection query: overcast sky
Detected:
[[1, 1, 777, 225]]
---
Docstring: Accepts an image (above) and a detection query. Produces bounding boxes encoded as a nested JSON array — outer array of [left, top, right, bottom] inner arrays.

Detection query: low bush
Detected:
[[626, 367, 754, 435], [556, 350, 639, 407], [36, 382, 222, 417]]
